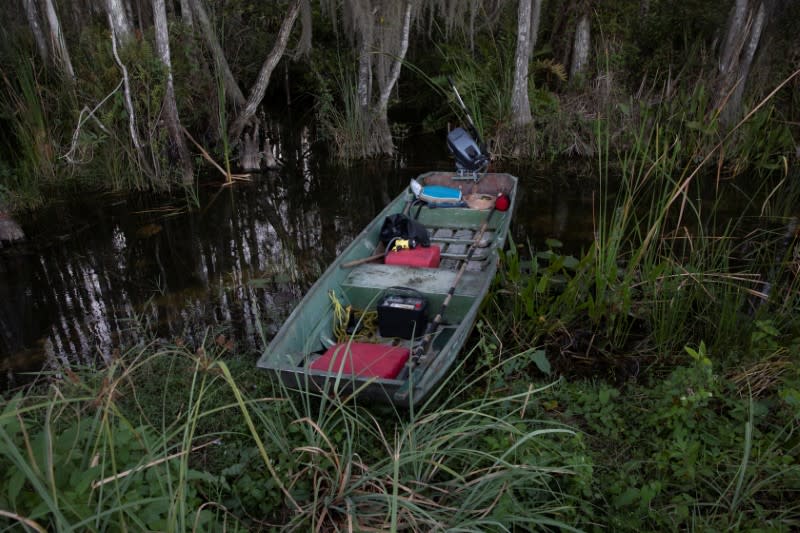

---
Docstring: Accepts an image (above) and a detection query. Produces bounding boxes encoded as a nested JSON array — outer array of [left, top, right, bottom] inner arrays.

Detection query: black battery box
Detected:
[[377, 288, 429, 340]]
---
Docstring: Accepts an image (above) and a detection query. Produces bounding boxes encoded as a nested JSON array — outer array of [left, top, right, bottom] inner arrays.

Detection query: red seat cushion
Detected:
[[310, 342, 409, 379]]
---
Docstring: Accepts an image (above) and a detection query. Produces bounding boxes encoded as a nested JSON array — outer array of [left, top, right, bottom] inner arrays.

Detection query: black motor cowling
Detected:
[[446, 127, 489, 173]]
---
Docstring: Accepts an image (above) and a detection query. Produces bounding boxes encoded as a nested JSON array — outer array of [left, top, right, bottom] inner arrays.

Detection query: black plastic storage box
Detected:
[[377, 289, 429, 340]]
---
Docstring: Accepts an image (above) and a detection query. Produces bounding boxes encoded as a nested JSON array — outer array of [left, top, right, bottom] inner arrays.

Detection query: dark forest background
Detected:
[[1, 0, 798, 208]]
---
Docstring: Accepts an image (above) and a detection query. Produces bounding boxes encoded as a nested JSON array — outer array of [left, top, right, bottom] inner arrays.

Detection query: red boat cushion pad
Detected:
[[310, 342, 409, 379], [385, 245, 441, 268]]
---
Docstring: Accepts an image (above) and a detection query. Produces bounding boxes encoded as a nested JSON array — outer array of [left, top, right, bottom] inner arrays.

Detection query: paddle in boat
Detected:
[[256, 84, 518, 406]]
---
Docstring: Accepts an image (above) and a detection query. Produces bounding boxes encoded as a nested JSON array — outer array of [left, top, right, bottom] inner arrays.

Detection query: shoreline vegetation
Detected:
[[0, 1, 798, 209], [1, 145, 799, 529], [2, 1, 799, 530]]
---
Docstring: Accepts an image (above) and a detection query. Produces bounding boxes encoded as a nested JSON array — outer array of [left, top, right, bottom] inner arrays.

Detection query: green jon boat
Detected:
[[256, 170, 518, 406]]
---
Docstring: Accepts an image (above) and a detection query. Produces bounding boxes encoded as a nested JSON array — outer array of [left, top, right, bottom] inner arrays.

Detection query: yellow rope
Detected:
[[328, 290, 378, 343]]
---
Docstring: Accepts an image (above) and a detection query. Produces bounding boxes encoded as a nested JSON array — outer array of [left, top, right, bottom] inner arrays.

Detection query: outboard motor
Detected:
[[447, 127, 489, 174], [446, 77, 490, 176]]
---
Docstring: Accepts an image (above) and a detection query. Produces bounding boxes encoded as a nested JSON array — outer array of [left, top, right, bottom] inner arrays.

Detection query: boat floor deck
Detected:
[[342, 263, 483, 297]]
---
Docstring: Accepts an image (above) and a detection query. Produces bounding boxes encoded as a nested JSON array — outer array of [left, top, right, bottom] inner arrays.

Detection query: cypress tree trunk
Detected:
[[107, 11, 149, 170], [188, 0, 246, 108], [715, 0, 767, 128], [511, 0, 533, 127], [230, 0, 301, 139], [528, 0, 543, 58], [357, 30, 373, 114], [42, 0, 75, 80], [22, 0, 49, 63], [370, 0, 412, 155], [570, 13, 591, 81], [152, 0, 194, 184], [0, 200, 25, 244], [719, 0, 749, 80], [179, 0, 193, 27], [106, 0, 134, 45]]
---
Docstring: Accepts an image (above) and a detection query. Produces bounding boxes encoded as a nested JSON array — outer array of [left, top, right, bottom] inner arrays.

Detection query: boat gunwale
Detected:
[[257, 171, 518, 406]]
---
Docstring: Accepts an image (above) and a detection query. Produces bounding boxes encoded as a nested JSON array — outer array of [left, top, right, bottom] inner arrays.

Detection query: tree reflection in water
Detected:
[[0, 125, 597, 388]]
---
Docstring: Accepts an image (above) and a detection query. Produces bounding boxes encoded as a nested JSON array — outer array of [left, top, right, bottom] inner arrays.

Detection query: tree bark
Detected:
[[357, 28, 373, 114], [42, 0, 75, 80], [375, 1, 411, 116], [570, 13, 591, 81], [718, 1, 766, 127], [370, 0, 412, 155], [22, 0, 49, 63], [511, 0, 533, 127], [108, 12, 147, 165], [240, 119, 279, 170], [719, 0, 749, 79], [188, 0, 246, 108], [152, 0, 194, 184], [0, 200, 25, 244], [179, 0, 193, 27], [230, 0, 302, 139], [528, 0, 543, 59], [106, 0, 134, 45]]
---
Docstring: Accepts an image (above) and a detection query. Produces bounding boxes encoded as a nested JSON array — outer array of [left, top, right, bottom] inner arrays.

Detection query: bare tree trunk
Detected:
[[108, 12, 147, 167], [570, 13, 591, 81], [719, 0, 749, 78], [179, 0, 193, 27], [134, 0, 146, 34], [511, 0, 533, 127], [357, 30, 373, 113], [42, 0, 75, 80], [375, 1, 411, 115], [70, 0, 82, 30], [528, 0, 543, 58], [106, 0, 134, 45], [22, 0, 49, 63], [370, 0, 412, 155], [230, 0, 301, 139], [152, 0, 194, 184], [240, 119, 279, 170], [188, 0, 246, 108], [715, 0, 767, 127], [0, 200, 25, 245]]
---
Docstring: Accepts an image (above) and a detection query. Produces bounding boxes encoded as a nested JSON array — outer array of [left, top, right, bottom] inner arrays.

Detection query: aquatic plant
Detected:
[[313, 55, 371, 161]]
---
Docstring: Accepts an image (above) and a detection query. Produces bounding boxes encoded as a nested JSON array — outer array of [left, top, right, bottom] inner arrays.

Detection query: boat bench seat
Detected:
[[342, 263, 483, 298]]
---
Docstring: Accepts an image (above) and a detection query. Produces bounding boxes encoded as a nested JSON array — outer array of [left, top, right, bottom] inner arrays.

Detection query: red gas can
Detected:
[[310, 342, 409, 379], [385, 245, 441, 268]]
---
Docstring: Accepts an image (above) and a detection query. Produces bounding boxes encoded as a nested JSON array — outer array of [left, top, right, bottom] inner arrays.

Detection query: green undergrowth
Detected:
[[504, 366, 800, 531], [478, 237, 800, 529], [476, 137, 800, 529], [0, 334, 584, 531]]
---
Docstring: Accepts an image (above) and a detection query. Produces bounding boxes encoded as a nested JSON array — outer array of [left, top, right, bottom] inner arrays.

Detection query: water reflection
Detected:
[[0, 130, 599, 387]]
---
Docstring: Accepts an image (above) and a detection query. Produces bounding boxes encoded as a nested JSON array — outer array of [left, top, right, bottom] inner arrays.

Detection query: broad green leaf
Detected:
[[530, 350, 551, 376]]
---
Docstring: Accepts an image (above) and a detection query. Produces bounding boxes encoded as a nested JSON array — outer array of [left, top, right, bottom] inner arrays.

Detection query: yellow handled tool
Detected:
[[391, 238, 413, 251]]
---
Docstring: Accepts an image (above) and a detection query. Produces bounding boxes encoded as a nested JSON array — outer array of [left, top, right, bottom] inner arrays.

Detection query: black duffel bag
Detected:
[[379, 213, 430, 248]]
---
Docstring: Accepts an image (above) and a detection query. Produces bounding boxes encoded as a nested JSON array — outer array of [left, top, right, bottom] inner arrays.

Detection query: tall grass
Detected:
[[314, 57, 370, 161], [0, 59, 56, 207], [0, 329, 582, 531], [486, 71, 800, 374]]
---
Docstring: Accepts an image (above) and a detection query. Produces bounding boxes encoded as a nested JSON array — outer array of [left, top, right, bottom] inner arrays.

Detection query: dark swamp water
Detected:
[[0, 125, 598, 388]]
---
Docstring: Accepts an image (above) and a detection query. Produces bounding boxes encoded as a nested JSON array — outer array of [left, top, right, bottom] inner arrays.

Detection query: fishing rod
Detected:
[[447, 76, 485, 150], [408, 205, 497, 371]]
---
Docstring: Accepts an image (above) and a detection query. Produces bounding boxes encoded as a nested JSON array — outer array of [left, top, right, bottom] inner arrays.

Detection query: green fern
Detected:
[[532, 59, 567, 83]]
